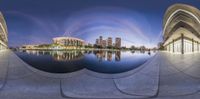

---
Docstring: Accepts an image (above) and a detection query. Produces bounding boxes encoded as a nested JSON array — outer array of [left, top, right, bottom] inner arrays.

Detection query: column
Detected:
[[173, 39, 174, 53], [181, 34, 184, 54], [192, 39, 194, 52], [197, 41, 199, 52]]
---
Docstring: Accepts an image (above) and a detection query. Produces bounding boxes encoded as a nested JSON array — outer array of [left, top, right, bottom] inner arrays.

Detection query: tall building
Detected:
[[163, 4, 200, 54], [99, 36, 103, 46], [115, 37, 121, 48], [0, 12, 8, 50], [102, 40, 107, 48], [96, 39, 100, 46], [107, 37, 112, 47]]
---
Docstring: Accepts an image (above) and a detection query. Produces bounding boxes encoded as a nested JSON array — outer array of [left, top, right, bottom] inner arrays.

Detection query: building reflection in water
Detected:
[[115, 51, 121, 61], [51, 51, 85, 61], [24, 50, 85, 61], [22, 50, 153, 62], [93, 50, 121, 62]]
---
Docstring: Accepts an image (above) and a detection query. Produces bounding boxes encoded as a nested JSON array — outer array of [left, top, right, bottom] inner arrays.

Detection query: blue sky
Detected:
[[0, 0, 200, 48]]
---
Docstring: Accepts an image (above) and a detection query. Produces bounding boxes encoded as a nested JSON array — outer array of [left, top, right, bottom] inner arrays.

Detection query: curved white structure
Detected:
[[163, 4, 200, 54], [53, 37, 85, 46], [0, 12, 8, 50]]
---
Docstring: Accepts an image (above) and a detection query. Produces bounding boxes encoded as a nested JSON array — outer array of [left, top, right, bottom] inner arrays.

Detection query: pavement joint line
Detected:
[[0, 50, 10, 91]]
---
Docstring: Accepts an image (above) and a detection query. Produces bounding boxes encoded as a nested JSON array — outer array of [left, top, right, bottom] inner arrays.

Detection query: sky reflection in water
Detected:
[[15, 50, 155, 74]]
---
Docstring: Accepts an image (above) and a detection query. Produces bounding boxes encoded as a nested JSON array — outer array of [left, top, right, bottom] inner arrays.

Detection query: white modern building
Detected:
[[53, 37, 85, 46], [163, 4, 200, 54], [0, 12, 8, 50]]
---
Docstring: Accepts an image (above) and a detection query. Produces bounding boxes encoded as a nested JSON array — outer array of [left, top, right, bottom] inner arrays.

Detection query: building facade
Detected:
[[115, 37, 121, 48], [21, 45, 39, 49], [95, 36, 121, 48], [99, 36, 103, 46], [53, 37, 85, 47], [163, 4, 200, 54], [102, 40, 107, 48], [0, 12, 8, 50], [96, 39, 100, 46], [107, 37, 112, 47]]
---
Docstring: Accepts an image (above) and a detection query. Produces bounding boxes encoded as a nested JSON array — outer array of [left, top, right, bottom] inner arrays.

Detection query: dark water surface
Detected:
[[15, 50, 155, 74]]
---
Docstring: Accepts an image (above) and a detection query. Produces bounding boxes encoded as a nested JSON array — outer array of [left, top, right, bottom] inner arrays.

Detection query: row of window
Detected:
[[166, 39, 200, 54], [57, 40, 83, 46]]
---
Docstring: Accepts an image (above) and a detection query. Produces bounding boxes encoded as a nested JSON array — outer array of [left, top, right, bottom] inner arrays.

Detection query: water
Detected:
[[15, 50, 156, 74]]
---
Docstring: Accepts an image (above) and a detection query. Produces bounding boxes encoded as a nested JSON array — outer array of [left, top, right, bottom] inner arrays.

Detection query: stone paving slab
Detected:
[[61, 74, 148, 98], [114, 53, 160, 96], [0, 50, 200, 99], [154, 92, 200, 99], [165, 53, 200, 79], [182, 64, 200, 79], [0, 50, 9, 89], [157, 52, 200, 97], [0, 75, 64, 99], [6, 51, 32, 80], [0, 50, 65, 99]]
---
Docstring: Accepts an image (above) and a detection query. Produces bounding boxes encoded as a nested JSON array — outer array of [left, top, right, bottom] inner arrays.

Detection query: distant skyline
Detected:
[[0, 0, 200, 48]]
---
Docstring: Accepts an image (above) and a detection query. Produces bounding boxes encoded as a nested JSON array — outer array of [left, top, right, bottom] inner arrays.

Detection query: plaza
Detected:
[[0, 50, 199, 99], [0, 3, 200, 99]]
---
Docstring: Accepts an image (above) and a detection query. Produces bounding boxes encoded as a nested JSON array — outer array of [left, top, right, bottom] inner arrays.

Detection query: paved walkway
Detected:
[[0, 50, 199, 99]]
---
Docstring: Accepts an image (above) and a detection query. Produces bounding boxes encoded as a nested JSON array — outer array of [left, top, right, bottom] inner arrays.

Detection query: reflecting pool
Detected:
[[15, 50, 156, 74]]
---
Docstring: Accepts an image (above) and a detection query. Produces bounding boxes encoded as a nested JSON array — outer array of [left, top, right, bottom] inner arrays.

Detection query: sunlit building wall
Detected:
[[163, 4, 200, 54], [53, 37, 85, 47], [0, 12, 8, 50]]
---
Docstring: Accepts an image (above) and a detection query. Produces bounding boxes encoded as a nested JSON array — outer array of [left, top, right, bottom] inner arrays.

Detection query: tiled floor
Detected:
[[0, 50, 199, 99]]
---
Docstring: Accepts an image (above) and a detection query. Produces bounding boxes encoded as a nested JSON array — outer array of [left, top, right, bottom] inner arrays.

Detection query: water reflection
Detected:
[[16, 50, 155, 74], [92, 50, 121, 62], [23, 50, 123, 62], [24, 50, 85, 61]]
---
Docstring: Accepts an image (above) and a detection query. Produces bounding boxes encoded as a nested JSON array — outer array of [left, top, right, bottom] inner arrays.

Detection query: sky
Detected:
[[0, 0, 200, 48]]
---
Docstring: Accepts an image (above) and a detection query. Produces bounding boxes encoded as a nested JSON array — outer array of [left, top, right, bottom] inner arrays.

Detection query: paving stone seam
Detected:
[[157, 52, 200, 97], [0, 50, 10, 91], [163, 53, 200, 80], [58, 53, 160, 99], [112, 53, 160, 97]]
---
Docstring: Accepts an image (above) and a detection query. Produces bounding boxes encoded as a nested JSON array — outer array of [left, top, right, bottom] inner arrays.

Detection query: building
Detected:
[[21, 45, 39, 49], [53, 37, 85, 47], [99, 36, 103, 46], [95, 39, 100, 46], [107, 37, 112, 47], [102, 40, 107, 48], [0, 12, 8, 50], [95, 36, 121, 49], [115, 37, 121, 48], [163, 4, 200, 54], [51, 51, 84, 61]]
